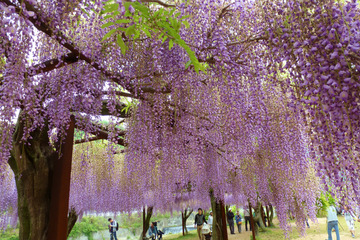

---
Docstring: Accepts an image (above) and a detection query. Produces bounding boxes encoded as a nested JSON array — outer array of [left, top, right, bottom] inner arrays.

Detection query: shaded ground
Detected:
[[165, 216, 359, 240]]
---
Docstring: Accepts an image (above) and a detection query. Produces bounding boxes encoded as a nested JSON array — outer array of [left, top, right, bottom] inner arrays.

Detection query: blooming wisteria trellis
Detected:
[[0, 0, 358, 236]]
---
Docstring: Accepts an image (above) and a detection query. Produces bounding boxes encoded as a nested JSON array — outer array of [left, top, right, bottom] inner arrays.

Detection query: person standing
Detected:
[[194, 208, 207, 240], [227, 209, 235, 234], [244, 207, 251, 231], [305, 218, 310, 228], [108, 218, 118, 240], [208, 211, 213, 231], [343, 206, 355, 238], [148, 222, 158, 240], [235, 211, 242, 233], [327, 205, 340, 240]]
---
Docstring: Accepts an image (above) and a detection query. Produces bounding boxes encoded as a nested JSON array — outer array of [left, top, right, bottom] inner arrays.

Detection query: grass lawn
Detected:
[[164, 216, 359, 240]]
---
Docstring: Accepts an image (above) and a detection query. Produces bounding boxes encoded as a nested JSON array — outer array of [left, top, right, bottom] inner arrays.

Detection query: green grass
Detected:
[[0, 227, 19, 240], [164, 230, 198, 240], [69, 216, 107, 239]]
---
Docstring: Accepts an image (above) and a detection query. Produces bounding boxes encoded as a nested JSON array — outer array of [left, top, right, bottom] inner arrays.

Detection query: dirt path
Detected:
[[226, 217, 358, 240], [168, 217, 360, 240]]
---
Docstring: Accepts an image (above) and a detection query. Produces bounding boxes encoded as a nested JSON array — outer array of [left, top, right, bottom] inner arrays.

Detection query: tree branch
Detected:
[[102, 90, 136, 99], [74, 120, 126, 146], [141, 0, 175, 7], [1, 0, 172, 95], [28, 52, 79, 76]]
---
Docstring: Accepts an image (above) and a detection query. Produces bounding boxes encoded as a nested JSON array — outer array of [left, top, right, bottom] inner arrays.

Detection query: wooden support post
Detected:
[[182, 211, 185, 236], [220, 200, 228, 240], [142, 207, 146, 239], [249, 202, 256, 240], [47, 115, 75, 240]]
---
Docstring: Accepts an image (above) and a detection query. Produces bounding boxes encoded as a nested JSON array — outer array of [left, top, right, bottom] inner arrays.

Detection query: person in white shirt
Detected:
[[342, 206, 355, 238], [327, 205, 340, 240], [207, 211, 213, 231]]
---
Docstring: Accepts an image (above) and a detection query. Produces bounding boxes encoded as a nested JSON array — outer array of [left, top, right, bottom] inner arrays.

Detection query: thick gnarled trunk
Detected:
[[250, 202, 266, 238], [8, 115, 57, 240], [268, 205, 274, 227], [67, 207, 78, 237], [210, 190, 228, 240], [8, 113, 76, 240], [141, 206, 153, 240]]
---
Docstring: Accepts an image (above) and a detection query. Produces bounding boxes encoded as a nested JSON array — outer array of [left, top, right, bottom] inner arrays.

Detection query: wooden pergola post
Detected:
[[47, 115, 75, 240], [220, 200, 228, 240], [249, 202, 256, 240]]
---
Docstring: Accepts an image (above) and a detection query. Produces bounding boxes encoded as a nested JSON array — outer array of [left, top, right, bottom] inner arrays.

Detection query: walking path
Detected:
[[166, 216, 359, 240]]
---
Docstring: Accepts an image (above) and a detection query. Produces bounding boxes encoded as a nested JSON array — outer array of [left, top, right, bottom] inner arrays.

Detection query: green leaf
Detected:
[[121, 104, 130, 114], [116, 27, 127, 32], [103, 3, 119, 14], [103, 11, 120, 19], [132, 3, 150, 17], [115, 19, 132, 24], [162, 35, 168, 43], [180, 15, 190, 20], [134, 29, 140, 39], [169, 39, 174, 50], [185, 60, 192, 69], [101, 21, 115, 28], [116, 35, 127, 55], [143, 27, 152, 38], [125, 25, 136, 36], [169, 8, 176, 16], [182, 20, 190, 28], [101, 29, 117, 41], [81, 8, 90, 17]]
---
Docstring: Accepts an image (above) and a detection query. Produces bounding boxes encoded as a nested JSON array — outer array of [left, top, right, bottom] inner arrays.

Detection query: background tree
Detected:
[[181, 208, 193, 236]]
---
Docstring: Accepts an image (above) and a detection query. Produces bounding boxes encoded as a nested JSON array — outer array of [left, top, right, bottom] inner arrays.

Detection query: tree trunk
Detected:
[[182, 211, 185, 236], [254, 203, 266, 232], [141, 206, 153, 240], [8, 113, 76, 240], [210, 190, 228, 240], [182, 208, 193, 235], [268, 205, 274, 227], [9, 114, 57, 240], [249, 203, 256, 240], [67, 207, 78, 237], [260, 205, 266, 227], [265, 206, 271, 227]]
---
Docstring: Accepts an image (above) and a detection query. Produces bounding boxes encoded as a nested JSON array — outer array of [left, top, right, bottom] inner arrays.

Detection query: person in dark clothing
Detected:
[[148, 222, 157, 240], [227, 209, 235, 234], [194, 208, 207, 240], [152, 221, 164, 240], [108, 218, 118, 240]]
